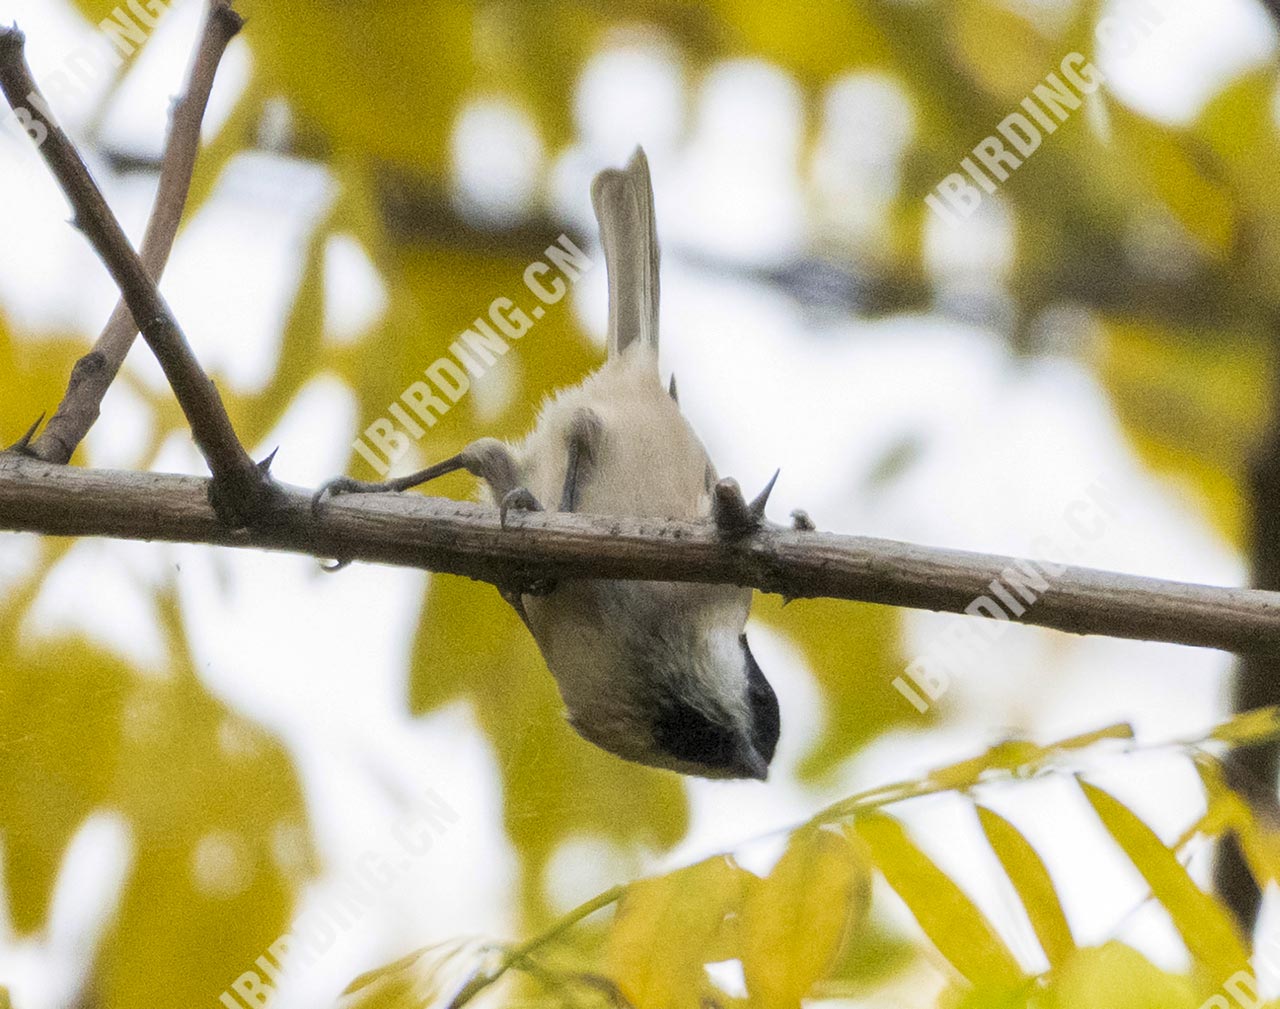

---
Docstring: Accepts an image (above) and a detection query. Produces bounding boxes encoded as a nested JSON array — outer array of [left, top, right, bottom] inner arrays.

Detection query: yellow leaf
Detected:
[[928, 741, 1045, 791], [850, 812, 1025, 988], [1097, 321, 1271, 546], [0, 589, 314, 1008], [1194, 754, 1280, 889], [1106, 98, 1236, 256], [1080, 782, 1248, 983], [606, 855, 746, 1009], [1208, 707, 1280, 747], [740, 826, 871, 1008], [1046, 723, 1135, 751], [709, 0, 893, 82], [0, 634, 129, 931], [241, 0, 472, 175], [950, 0, 1055, 102], [1196, 70, 1280, 305], [1041, 942, 1202, 1009], [976, 806, 1075, 969], [941, 980, 1040, 1009], [343, 946, 436, 997], [340, 942, 472, 1009]]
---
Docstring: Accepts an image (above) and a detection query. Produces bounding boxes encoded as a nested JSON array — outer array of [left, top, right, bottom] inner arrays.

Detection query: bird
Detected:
[[316, 147, 780, 780]]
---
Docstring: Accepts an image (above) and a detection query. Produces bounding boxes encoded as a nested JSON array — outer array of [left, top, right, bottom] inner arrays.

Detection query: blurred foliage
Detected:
[[342, 711, 1280, 1008], [0, 571, 312, 1006], [3, 0, 1280, 1006]]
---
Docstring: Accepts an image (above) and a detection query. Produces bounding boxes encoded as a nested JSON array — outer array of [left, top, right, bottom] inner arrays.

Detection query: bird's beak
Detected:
[[734, 743, 770, 782]]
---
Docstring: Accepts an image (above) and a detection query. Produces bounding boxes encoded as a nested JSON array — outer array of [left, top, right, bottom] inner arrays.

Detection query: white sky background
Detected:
[[0, 0, 1277, 1005]]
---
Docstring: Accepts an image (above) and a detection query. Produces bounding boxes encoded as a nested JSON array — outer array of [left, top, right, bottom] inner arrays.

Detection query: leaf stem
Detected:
[[449, 885, 625, 1009]]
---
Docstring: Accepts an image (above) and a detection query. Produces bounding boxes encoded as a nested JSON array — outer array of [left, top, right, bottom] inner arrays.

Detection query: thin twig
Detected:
[[30, 0, 244, 464], [448, 886, 627, 1009], [1, 456, 1279, 655], [0, 24, 270, 523]]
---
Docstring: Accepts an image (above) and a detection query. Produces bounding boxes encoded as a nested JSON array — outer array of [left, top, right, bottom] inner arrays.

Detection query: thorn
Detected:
[[321, 557, 352, 573], [257, 447, 279, 474], [7, 412, 44, 454], [68, 215, 86, 235], [748, 469, 780, 520], [715, 470, 781, 536], [668, 374, 678, 402]]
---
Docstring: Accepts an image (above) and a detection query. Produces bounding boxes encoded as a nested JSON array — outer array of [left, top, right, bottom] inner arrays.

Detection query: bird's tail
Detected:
[[591, 147, 660, 359]]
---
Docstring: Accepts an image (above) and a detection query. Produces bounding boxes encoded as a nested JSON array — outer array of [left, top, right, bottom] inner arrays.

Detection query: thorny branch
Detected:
[[28, 0, 244, 465], [0, 14, 1277, 688], [0, 16, 271, 523], [1, 455, 1279, 656]]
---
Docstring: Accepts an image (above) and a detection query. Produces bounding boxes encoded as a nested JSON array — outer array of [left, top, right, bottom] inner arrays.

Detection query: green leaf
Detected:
[[976, 806, 1075, 970], [850, 812, 1025, 988], [740, 826, 871, 1008], [1079, 781, 1248, 983]]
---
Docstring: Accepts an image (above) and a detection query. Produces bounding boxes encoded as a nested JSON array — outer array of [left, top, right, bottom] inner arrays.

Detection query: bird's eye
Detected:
[[741, 635, 780, 763]]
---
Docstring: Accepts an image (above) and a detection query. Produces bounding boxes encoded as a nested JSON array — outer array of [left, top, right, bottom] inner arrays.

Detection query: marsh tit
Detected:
[[317, 148, 780, 780]]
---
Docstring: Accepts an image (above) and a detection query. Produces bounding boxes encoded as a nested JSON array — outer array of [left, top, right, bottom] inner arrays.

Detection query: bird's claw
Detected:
[[497, 489, 552, 593], [311, 475, 385, 515], [499, 487, 543, 528], [312, 474, 384, 571]]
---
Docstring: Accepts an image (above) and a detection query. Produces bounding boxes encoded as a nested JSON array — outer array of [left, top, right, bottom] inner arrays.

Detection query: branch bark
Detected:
[[29, 0, 244, 465], [1216, 346, 1280, 930], [1, 455, 1279, 654], [0, 23, 270, 522], [1212, 0, 1280, 938]]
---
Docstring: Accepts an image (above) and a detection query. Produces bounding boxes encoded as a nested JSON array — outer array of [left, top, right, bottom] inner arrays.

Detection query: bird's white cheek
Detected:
[[704, 626, 747, 684]]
